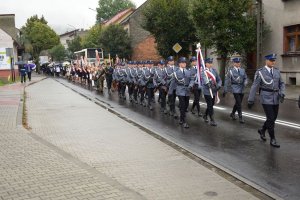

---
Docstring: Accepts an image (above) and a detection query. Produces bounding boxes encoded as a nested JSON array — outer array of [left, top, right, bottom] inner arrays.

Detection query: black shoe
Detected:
[[210, 120, 217, 126], [163, 109, 168, 115], [191, 109, 195, 114], [230, 113, 237, 120], [197, 112, 203, 117], [173, 113, 178, 119], [179, 120, 184, 125], [183, 123, 189, 128], [270, 139, 280, 148], [239, 117, 245, 124], [258, 129, 267, 141], [203, 115, 209, 123]]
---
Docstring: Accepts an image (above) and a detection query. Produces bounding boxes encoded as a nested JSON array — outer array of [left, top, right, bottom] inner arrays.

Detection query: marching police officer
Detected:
[[165, 56, 178, 118], [202, 58, 222, 126], [174, 57, 194, 128], [248, 54, 285, 148], [224, 57, 248, 123], [154, 60, 168, 114], [189, 56, 203, 117], [144, 61, 156, 110]]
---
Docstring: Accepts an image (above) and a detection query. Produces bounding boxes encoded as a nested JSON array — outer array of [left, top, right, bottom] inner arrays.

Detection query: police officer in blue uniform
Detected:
[[174, 57, 194, 128], [165, 56, 178, 118], [248, 54, 285, 148], [224, 57, 248, 123], [189, 56, 203, 117], [144, 60, 156, 110], [154, 60, 168, 114], [202, 58, 222, 126]]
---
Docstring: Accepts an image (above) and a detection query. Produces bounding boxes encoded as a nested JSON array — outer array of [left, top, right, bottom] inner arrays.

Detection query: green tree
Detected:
[[67, 36, 82, 59], [96, 0, 135, 22], [81, 25, 102, 48], [99, 25, 131, 59], [25, 21, 60, 71], [143, 0, 196, 58], [49, 44, 66, 62], [190, 0, 257, 82]]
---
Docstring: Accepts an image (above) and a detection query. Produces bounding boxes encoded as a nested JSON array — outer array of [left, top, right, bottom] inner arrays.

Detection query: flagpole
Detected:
[[197, 43, 213, 98]]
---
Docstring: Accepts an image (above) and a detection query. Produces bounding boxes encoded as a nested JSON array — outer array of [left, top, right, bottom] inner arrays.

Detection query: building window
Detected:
[[284, 24, 300, 53]]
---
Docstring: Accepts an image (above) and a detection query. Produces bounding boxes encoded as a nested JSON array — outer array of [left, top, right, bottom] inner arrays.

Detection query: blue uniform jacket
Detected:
[[248, 66, 285, 105], [224, 67, 248, 94], [202, 68, 222, 96], [174, 68, 194, 96]]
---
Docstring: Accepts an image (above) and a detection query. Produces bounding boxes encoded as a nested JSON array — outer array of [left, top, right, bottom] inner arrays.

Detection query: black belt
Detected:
[[231, 83, 242, 85], [260, 88, 279, 92]]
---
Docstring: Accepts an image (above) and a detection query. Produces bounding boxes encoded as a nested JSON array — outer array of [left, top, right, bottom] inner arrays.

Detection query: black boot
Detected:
[[203, 115, 208, 123], [239, 115, 245, 124], [258, 129, 267, 141], [270, 138, 280, 148], [191, 104, 196, 114], [210, 115, 217, 126], [230, 112, 237, 120], [183, 123, 189, 128]]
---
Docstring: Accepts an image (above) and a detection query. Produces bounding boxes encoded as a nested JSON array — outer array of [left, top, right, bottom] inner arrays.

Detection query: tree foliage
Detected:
[[81, 25, 103, 48], [190, 0, 257, 81], [21, 16, 60, 71], [99, 25, 132, 59], [67, 36, 82, 53], [67, 36, 82, 59], [143, 0, 196, 58], [49, 44, 66, 62], [96, 0, 135, 22]]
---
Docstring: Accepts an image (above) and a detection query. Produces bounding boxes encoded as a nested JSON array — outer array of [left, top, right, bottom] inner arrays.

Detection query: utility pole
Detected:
[[256, 0, 263, 68]]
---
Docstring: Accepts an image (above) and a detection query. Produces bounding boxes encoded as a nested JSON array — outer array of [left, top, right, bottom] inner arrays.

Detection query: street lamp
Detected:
[[88, 7, 104, 23]]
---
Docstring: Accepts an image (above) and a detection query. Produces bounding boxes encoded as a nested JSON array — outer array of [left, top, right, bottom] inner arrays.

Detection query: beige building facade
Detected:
[[262, 0, 300, 85]]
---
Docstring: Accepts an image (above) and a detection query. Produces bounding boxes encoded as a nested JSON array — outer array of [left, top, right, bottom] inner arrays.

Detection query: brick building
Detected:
[[120, 1, 162, 61]]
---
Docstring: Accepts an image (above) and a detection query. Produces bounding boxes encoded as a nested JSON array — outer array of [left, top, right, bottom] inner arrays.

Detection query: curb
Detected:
[[56, 79, 284, 200]]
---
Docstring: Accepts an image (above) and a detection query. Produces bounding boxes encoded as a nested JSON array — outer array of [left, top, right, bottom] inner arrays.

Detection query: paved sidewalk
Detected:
[[0, 77, 139, 200], [22, 78, 259, 200]]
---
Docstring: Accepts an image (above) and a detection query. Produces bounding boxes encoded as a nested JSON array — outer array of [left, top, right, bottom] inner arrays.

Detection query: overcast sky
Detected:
[[1, 0, 146, 34]]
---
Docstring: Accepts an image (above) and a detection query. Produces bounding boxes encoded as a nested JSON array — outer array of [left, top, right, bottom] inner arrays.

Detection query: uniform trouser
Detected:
[[179, 96, 190, 122], [139, 86, 145, 103], [159, 86, 167, 109], [204, 95, 215, 118], [192, 88, 202, 112], [232, 93, 244, 116], [119, 82, 126, 97], [128, 83, 134, 97], [27, 72, 32, 81], [21, 74, 26, 83], [133, 84, 138, 101], [262, 104, 279, 139], [147, 87, 155, 106], [106, 76, 112, 90], [168, 90, 177, 112]]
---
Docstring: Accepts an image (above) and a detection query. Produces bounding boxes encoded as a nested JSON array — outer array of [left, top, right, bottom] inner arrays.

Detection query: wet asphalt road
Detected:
[[56, 78, 300, 200]]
